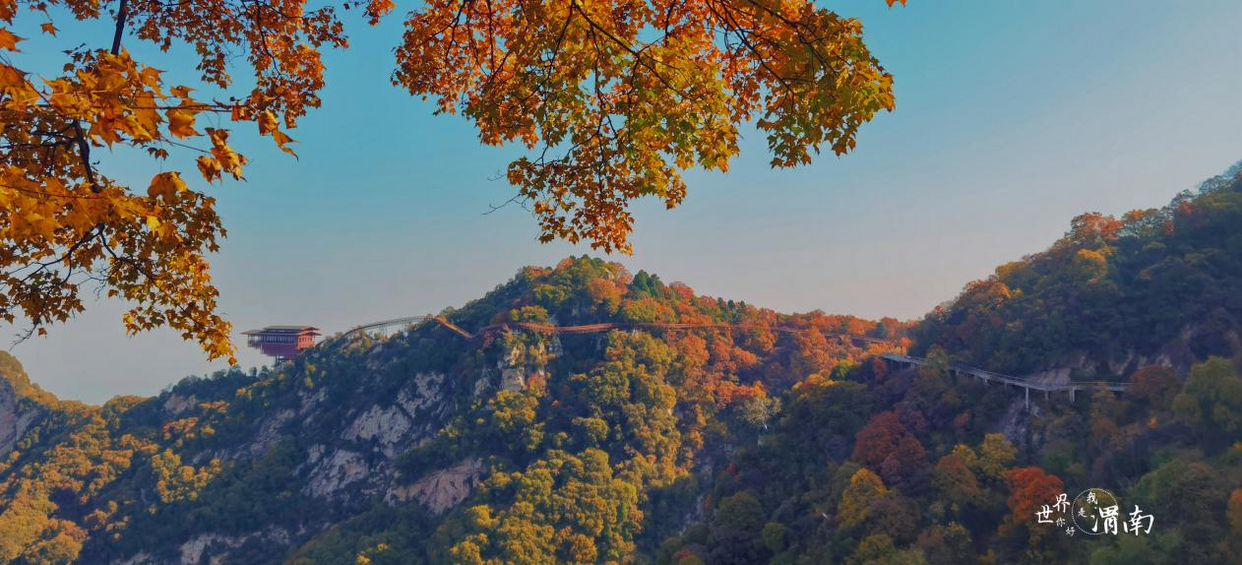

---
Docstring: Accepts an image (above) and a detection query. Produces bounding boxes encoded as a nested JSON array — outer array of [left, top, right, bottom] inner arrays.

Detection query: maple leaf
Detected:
[[0, 0, 908, 363], [0, 28, 21, 50], [166, 109, 199, 139]]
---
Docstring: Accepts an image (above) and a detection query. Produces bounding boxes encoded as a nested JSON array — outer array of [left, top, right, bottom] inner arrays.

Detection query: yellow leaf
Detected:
[[0, 29, 22, 51], [148, 172, 187, 199], [146, 215, 161, 230], [0, 63, 24, 88], [257, 111, 278, 135], [196, 156, 222, 182], [366, 0, 396, 24], [167, 109, 198, 139], [272, 129, 297, 156]]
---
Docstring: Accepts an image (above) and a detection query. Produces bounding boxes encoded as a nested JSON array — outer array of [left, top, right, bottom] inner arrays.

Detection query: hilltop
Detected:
[[0, 258, 901, 563]]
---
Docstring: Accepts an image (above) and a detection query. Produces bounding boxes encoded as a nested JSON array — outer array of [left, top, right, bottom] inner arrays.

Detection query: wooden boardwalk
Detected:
[[881, 353, 1126, 407]]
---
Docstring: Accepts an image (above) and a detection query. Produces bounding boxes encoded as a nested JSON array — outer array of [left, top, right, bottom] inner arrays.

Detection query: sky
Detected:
[[3, 1, 1241, 404]]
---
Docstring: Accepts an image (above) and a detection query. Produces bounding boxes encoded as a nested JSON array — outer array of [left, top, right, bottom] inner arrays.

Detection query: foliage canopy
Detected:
[[0, 0, 905, 358]]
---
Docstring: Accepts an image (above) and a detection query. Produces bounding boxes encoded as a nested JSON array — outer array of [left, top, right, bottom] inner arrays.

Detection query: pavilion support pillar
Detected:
[[1025, 387, 1029, 409], [1070, 388, 1076, 402]]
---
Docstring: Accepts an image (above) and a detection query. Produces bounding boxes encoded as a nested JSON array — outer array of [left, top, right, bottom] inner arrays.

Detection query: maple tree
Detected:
[[0, 0, 356, 361], [851, 410, 927, 488], [0, 0, 905, 359]]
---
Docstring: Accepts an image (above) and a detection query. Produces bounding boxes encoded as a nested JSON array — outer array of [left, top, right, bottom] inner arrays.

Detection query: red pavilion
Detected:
[[243, 325, 320, 362]]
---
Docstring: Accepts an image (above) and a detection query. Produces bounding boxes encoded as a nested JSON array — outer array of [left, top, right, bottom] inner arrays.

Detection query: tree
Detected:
[[847, 534, 926, 565], [1129, 365, 1180, 412], [999, 467, 1062, 545], [714, 491, 765, 533], [853, 411, 927, 488], [931, 454, 982, 512], [1132, 460, 1229, 562], [0, 0, 907, 356], [865, 494, 919, 544], [838, 468, 885, 528], [915, 523, 972, 565], [398, 0, 906, 255], [1173, 357, 1242, 439], [951, 433, 1016, 483]]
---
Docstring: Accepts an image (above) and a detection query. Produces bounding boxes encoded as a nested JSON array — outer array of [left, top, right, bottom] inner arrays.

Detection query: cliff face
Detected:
[[0, 306, 546, 562], [0, 374, 40, 458], [0, 353, 46, 458], [105, 334, 541, 564]]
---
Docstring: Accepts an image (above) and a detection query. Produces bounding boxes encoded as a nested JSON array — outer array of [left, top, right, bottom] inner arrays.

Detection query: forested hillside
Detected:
[[913, 161, 1242, 378], [0, 257, 899, 564], [0, 164, 1240, 564]]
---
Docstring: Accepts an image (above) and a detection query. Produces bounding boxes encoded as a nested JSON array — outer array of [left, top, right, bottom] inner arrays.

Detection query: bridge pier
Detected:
[[1070, 388, 1076, 402], [1025, 387, 1029, 409]]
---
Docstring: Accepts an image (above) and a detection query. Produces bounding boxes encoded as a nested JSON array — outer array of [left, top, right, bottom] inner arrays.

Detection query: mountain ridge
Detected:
[[0, 163, 1240, 564]]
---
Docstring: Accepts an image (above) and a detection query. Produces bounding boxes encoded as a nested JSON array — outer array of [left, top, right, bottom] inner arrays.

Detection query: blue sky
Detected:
[[4, 1, 1241, 403]]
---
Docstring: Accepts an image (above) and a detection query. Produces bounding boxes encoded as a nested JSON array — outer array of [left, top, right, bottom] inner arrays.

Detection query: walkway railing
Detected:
[[330, 316, 1120, 409], [333, 315, 892, 347], [882, 353, 1127, 407]]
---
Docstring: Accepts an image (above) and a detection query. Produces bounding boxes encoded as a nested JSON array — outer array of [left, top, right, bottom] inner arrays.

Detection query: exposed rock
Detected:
[[163, 394, 197, 416], [498, 344, 549, 392], [298, 387, 326, 416], [304, 449, 368, 499], [342, 404, 414, 457], [995, 399, 1040, 449], [306, 444, 326, 466], [500, 345, 526, 391], [387, 458, 484, 515], [178, 527, 290, 565], [112, 551, 153, 565], [472, 372, 492, 397], [246, 408, 294, 456], [396, 372, 446, 415], [0, 378, 40, 457], [180, 533, 245, 564], [1028, 367, 1071, 387], [499, 367, 526, 391]]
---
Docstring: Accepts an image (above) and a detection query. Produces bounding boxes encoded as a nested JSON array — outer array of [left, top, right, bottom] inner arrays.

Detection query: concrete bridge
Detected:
[[882, 353, 1126, 408]]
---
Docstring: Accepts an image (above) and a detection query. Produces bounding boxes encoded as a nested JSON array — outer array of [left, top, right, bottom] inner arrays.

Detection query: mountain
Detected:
[[0, 164, 1240, 564], [0, 258, 900, 564], [912, 162, 1242, 379]]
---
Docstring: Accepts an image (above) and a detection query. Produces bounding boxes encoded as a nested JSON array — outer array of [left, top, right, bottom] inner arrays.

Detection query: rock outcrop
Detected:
[[386, 457, 485, 515], [0, 376, 41, 457]]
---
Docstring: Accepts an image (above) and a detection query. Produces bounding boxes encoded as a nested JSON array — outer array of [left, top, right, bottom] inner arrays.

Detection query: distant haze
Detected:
[[4, 1, 1240, 403]]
